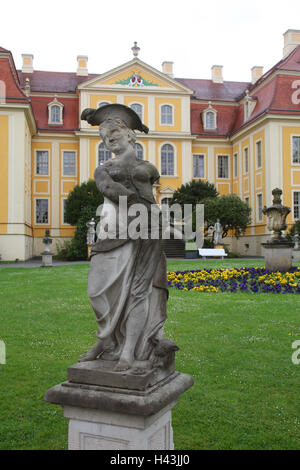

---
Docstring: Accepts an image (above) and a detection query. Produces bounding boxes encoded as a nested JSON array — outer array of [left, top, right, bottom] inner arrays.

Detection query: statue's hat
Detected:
[[81, 103, 149, 134]]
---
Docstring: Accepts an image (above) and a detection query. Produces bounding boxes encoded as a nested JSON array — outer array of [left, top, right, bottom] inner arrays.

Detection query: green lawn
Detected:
[[0, 260, 299, 449]]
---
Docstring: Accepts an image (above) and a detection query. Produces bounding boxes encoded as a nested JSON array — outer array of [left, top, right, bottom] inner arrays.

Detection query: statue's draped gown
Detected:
[[88, 156, 168, 362]]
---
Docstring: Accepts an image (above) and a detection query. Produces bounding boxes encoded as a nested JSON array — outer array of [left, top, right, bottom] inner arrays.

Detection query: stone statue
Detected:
[[79, 104, 177, 374], [213, 218, 223, 246], [86, 218, 96, 246]]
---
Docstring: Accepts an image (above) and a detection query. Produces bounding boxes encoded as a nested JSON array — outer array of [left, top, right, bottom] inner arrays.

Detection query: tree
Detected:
[[201, 194, 251, 238], [170, 180, 218, 209], [64, 179, 103, 226], [286, 219, 300, 241], [57, 180, 103, 260]]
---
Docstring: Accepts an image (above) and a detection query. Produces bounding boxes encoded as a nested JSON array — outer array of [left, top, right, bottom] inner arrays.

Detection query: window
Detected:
[[98, 142, 112, 165], [48, 97, 64, 125], [98, 101, 109, 108], [161, 105, 173, 125], [36, 151, 49, 175], [294, 192, 300, 219], [233, 153, 238, 178], [161, 197, 172, 206], [244, 147, 249, 173], [256, 141, 262, 168], [161, 144, 174, 175], [244, 101, 250, 120], [36, 199, 48, 224], [245, 197, 250, 207], [193, 155, 205, 178], [51, 106, 61, 123], [292, 136, 300, 163], [257, 194, 263, 221], [63, 151, 76, 176], [217, 155, 229, 178], [63, 199, 68, 224], [205, 111, 215, 129], [130, 103, 143, 121], [134, 143, 143, 160]]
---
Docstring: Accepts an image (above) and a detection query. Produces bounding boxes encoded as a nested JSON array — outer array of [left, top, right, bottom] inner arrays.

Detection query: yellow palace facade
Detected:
[[1, 31, 300, 260]]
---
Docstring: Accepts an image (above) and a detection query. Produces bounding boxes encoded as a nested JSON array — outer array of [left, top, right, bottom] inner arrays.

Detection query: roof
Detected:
[[175, 77, 250, 102], [18, 70, 99, 93]]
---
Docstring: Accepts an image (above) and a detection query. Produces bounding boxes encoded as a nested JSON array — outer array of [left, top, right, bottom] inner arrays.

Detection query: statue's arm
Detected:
[[94, 166, 137, 205]]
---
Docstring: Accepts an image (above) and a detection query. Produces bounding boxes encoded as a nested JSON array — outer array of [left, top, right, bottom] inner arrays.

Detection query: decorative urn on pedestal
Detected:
[[262, 188, 293, 272], [41, 229, 53, 267]]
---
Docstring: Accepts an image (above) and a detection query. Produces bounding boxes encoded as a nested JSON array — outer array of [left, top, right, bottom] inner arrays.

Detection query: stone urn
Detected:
[[41, 229, 53, 266], [262, 188, 291, 242], [262, 188, 293, 272]]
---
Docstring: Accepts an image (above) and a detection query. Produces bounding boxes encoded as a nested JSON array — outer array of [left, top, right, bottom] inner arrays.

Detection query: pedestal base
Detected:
[[293, 249, 300, 262], [262, 242, 293, 272], [42, 252, 53, 267], [45, 371, 193, 450]]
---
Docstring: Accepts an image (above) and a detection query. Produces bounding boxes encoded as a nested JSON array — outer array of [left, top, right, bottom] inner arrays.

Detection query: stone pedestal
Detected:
[[262, 242, 293, 272], [292, 249, 300, 262], [41, 251, 53, 267], [45, 361, 193, 450]]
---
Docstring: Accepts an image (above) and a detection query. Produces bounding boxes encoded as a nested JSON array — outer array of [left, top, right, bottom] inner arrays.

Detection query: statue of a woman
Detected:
[[213, 218, 223, 246], [79, 104, 175, 373]]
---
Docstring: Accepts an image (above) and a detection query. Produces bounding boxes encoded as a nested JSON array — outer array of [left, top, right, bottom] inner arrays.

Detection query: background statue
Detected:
[[80, 104, 176, 373], [213, 218, 223, 246]]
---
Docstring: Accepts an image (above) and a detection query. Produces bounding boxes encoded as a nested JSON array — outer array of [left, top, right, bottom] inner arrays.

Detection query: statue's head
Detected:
[[99, 117, 136, 153]]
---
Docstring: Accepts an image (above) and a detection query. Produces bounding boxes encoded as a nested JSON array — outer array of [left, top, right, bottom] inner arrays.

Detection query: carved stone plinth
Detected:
[[293, 249, 300, 262], [45, 369, 193, 450], [41, 251, 53, 267], [262, 242, 293, 272]]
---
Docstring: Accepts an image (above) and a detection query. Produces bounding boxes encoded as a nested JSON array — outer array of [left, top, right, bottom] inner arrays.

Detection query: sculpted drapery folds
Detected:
[[80, 104, 177, 373]]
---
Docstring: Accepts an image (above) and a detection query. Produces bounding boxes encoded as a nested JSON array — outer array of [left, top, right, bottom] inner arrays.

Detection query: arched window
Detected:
[[98, 142, 112, 166], [161, 197, 172, 206], [161, 144, 174, 175], [48, 97, 64, 125], [134, 143, 143, 160], [51, 105, 61, 123], [205, 111, 215, 129], [130, 103, 143, 121], [161, 105, 173, 125], [98, 101, 109, 108]]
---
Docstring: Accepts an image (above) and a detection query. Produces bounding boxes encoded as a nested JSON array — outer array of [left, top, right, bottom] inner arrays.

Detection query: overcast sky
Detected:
[[2, 0, 300, 83]]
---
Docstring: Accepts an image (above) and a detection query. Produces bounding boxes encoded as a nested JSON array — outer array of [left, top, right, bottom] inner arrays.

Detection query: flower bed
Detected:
[[167, 267, 300, 294]]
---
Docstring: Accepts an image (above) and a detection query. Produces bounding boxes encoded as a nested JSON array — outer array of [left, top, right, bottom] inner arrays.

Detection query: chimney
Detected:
[[211, 65, 223, 84], [251, 66, 263, 84], [283, 29, 300, 58], [162, 61, 174, 78], [22, 54, 34, 74], [76, 55, 88, 76]]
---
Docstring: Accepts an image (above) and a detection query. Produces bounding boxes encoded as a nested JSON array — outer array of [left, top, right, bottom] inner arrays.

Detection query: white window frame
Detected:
[[159, 142, 176, 176], [48, 97, 64, 125], [244, 147, 249, 174], [255, 140, 262, 170], [193, 154, 205, 179], [35, 198, 50, 225], [217, 154, 230, 179], [35, 150, 49, 176], [129, 102, 144, 122], [62, 150, 77, 177], [134, 142, 145, 160], [159, 104, 174, 126], [233, 153, 238, 178], [293, 191, 300, 221], [256, 193, 263, 222], [97, 142, 112, 166], [62, 198, 70, 225], [291, 135, 300, 165]]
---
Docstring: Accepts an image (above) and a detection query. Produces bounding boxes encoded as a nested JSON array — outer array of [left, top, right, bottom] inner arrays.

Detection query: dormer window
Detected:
[[244, 90, 255, 122], [48, 97, 64, 125], [203, 102, 217, 130]]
